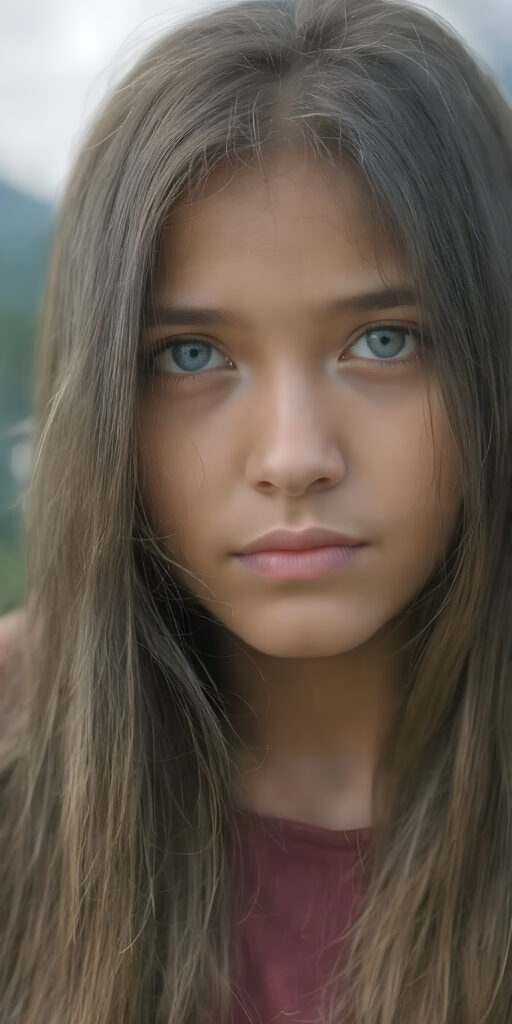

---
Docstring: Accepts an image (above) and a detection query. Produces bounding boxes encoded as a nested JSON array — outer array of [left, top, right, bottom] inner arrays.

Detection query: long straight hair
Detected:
[[1, 0, 511, 1021]]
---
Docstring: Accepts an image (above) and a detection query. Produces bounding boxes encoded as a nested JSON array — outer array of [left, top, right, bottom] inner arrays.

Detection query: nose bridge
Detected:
[[245, 357, 346, 494], [259, 358, 324, 439]]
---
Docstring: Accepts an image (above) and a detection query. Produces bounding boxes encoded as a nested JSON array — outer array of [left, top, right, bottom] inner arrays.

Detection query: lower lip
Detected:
[[234, 544, 366, 580]]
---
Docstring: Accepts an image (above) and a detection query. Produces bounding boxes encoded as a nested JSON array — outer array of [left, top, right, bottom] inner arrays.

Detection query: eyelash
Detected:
[[144, 324, 423, 382]]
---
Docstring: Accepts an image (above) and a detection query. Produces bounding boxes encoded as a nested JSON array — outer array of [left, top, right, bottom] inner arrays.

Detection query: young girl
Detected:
[[1, 0, 511, 1021]]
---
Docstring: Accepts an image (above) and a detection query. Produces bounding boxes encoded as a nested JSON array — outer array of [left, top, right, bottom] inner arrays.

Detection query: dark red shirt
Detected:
[[229, 807, 373, 1024]]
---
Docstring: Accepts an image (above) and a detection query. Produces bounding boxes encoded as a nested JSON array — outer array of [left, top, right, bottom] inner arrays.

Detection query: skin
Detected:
[[137, 149, 462, 829]]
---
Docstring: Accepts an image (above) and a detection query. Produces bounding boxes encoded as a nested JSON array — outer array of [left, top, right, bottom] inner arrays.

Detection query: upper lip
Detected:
[[237, 527, 365, 554]]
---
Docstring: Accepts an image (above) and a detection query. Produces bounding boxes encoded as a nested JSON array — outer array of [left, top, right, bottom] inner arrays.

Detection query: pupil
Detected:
[[368, 328, 403, 358], [177, 341, 211, 371]]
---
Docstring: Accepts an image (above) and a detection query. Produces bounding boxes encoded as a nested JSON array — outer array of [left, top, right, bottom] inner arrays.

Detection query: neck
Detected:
[[209, 615, 412, 830]]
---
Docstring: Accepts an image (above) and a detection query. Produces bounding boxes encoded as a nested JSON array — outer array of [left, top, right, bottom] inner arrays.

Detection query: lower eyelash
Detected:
[[354, 355, 416, 369], [172, 355, 416, 381], [169, 354, 416, 381]]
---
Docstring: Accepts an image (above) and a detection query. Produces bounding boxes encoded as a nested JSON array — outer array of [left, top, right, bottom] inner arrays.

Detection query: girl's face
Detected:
[[138, 151, 462, 658]]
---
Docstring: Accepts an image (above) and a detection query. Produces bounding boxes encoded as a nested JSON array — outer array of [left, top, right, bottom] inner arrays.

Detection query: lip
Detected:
[[234, 544, 365, 580], [236, 527, 365, 555]]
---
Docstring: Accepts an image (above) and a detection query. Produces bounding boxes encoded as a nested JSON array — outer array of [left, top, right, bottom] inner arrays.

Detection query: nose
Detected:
[[245, 366, 347, 497]]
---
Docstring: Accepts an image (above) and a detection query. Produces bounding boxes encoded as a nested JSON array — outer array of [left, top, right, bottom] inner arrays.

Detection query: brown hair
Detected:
[[1, 0, 511, 1020]]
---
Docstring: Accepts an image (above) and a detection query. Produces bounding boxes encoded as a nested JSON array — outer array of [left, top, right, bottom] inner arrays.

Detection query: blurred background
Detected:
[[1, 0, 511, 614]]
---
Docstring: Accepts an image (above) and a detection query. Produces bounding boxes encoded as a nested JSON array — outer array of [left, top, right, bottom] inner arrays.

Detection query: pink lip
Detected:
[[235, 544, 365, 580], [237, 527, 364, 555]]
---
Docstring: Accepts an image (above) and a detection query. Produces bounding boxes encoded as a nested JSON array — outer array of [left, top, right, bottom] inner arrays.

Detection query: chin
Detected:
[[229, 620, 379, 659]]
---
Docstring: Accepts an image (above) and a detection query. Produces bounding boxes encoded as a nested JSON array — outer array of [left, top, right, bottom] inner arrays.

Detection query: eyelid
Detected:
[[343, 322, 423, 369], [141, 335, 232, 376]]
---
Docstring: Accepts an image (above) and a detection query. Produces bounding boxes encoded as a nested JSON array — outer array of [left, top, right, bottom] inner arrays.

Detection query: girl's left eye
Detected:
[[343, 326, 419, 367], [147, 325, 420, 379]]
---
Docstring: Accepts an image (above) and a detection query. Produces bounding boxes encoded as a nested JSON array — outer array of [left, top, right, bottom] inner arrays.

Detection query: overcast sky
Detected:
[[1, 0, 510, 202]]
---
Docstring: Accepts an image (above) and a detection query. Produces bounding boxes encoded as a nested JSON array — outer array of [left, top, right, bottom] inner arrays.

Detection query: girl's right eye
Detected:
[[149, 338, 231, 377]]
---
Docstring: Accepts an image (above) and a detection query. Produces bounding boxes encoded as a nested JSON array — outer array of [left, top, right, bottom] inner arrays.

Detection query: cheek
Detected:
[[373, 388, 462, 566], [137, 397, 217, 554]]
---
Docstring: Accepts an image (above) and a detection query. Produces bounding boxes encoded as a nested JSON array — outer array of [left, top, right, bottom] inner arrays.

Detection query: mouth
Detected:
[[234, 543, 366, 581]]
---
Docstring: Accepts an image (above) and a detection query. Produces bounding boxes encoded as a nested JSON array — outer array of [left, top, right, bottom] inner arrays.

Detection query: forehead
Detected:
[[154, 151, 403, 297]]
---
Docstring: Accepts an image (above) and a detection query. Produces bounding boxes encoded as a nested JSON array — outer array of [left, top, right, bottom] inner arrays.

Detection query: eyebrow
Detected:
[[148, 286, 418, 330]]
